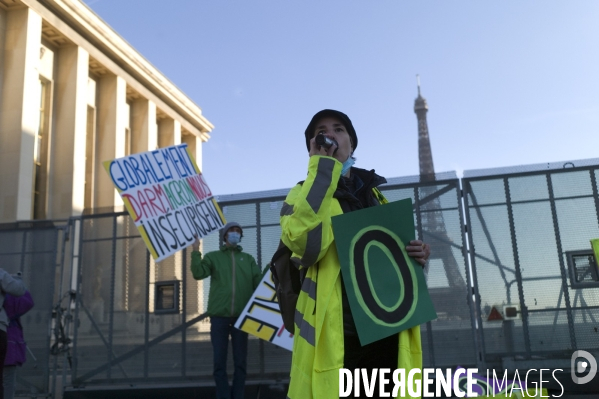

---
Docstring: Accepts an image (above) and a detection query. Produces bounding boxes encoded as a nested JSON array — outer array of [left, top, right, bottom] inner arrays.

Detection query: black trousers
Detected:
[[342, 333, 399, 399]]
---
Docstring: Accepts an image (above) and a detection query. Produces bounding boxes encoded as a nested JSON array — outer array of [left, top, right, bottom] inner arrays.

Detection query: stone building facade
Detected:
[[0, 0, 213, 222]]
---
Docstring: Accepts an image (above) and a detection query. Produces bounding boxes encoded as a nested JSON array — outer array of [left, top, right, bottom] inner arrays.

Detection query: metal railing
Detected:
[[463, 160, 599, 371], [0, 220, 70, 398]]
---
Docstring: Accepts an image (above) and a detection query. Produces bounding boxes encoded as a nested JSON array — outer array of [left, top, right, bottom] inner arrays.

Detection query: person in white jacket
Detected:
[[0, 269, 25, 399]]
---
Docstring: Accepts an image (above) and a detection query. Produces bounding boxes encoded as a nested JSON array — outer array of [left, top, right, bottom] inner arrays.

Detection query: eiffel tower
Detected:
[[414, 77, 466, 291]]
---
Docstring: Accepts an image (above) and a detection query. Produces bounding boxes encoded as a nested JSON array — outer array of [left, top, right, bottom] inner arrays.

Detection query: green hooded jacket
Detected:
[[191, 245, 262, 317]]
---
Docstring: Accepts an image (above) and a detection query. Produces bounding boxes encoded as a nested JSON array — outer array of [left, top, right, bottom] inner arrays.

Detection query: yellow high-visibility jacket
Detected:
[[280, 155, 423, 399]]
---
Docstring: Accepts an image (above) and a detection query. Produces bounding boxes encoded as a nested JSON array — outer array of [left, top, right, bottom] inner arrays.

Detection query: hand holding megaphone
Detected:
[[315, 134, 338, 151], [309, 133, 339, 158]]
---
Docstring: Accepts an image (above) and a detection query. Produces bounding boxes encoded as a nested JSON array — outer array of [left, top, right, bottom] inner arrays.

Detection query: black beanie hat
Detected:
[[304, 109, 358, 152]]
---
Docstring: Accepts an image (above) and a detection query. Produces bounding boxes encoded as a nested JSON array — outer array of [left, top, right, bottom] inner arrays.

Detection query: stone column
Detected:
[[131, 98, 157, 153], [130, 98, 158, 316], [158, 118, 181, 148], [50, 45, 89, 219], [0, 8, 42, 222], [95, 74, 127, 210], [94, 74, 128, 315], [181, 133, 205, 315], [181, 134, 202, 171], [157, 118, 182, 283], [0, 7, 6, 127]]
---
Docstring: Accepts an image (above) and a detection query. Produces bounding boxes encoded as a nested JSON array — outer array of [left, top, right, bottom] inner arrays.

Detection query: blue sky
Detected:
[[84, 0, 599, 196]]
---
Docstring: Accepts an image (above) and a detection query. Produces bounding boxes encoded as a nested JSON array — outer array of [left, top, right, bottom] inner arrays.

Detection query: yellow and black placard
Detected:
[[332, 198, 437, 346]]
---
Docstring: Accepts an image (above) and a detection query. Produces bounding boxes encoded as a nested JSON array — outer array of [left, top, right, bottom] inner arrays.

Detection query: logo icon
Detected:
[[571, 350, 597, 384]]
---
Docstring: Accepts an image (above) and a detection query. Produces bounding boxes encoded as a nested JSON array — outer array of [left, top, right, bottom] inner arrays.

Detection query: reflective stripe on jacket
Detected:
[[281, 155, 423, 399]]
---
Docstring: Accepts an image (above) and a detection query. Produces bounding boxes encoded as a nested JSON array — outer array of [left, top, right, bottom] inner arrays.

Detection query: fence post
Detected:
[[546, 173, 577, 351], [503, 177, 532, 358], [414, 186, 436, 368], [459, 179, 487, 371]]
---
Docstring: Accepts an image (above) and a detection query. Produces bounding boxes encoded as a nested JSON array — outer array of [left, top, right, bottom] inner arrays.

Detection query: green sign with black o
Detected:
[[332, 198, 437, 346]]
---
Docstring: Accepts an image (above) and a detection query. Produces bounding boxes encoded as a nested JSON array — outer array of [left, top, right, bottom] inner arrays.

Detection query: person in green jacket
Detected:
[[191, 221, 262, 399]]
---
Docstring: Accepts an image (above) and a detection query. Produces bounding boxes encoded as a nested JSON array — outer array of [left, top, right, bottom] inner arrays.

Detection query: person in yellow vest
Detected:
[[280, 109, 431, 399]]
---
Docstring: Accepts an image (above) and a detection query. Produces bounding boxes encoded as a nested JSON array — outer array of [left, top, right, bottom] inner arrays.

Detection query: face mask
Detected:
[[227, 232, 241, 245], [341, 156, 355, 176]]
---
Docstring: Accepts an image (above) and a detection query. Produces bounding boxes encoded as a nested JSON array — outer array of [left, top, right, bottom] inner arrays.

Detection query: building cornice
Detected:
[[0, 0, 26, 10], [29, 0, 214, 137]]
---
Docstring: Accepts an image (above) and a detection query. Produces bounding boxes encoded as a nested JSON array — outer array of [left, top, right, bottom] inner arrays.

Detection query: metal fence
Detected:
[[68, 210, 292, 387], [0, 220, 69, 398], [463, 159, 599, 370], [2, 157, 599, 396], [65, 171, 476, 388], [166, 171, 477, 371]]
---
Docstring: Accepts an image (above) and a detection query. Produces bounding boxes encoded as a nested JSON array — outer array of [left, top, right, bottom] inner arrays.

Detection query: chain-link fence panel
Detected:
[[214, 172, 476, 371], [380, 174, 476, 369], [463, 161, 599, 366], [0, 221, 65, 397], [71, 207, 292, 387]]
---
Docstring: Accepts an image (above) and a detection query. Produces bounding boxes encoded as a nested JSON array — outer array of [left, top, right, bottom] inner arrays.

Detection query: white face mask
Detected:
[[227, 232, 241, 246]]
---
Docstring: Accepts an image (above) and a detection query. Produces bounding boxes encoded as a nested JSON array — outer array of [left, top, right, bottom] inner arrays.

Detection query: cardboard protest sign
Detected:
[[103, 143, 226, 262], [234, 269, 293, 351], [332, 198, 436, 346]]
